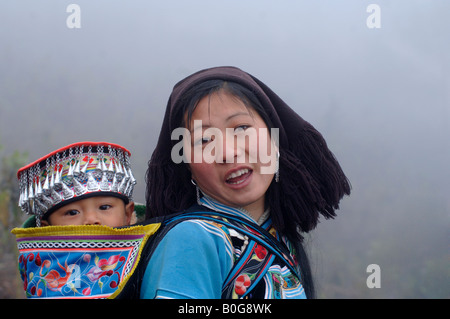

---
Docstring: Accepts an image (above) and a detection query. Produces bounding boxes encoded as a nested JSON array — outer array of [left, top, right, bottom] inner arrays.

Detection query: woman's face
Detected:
[[186, 91, 276, 219]]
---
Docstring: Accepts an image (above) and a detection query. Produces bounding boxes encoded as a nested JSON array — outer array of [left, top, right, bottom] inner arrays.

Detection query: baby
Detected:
[[17, 141, 136, 227], [12, 142, 155, 299]]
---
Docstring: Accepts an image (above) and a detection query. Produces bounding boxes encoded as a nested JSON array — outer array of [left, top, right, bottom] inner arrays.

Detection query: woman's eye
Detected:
[[194, 136, 213, 146], [99, 205, 112, 210], [234, 125, 250, 133]]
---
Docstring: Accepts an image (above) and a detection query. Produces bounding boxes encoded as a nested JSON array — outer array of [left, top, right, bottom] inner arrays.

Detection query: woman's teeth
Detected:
[[226, 169, 250, 184]]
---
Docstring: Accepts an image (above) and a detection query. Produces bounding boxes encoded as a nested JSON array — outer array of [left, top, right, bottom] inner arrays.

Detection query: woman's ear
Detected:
[[40, 219, 49, 227]]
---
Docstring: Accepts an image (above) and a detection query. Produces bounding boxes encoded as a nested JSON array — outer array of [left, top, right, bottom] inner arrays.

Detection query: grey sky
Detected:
[[1, 0, 449, 298]]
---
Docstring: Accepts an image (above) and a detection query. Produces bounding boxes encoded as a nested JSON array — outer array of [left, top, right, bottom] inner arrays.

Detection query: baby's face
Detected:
[[41, 196, 134, 227]]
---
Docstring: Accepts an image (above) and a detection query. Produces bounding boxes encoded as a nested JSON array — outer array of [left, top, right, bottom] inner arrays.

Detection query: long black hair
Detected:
[[145, 67, 351, 298]]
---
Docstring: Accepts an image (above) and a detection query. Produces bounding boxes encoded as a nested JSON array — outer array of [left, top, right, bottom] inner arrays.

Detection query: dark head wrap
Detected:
[[146, 66, 351, 234]]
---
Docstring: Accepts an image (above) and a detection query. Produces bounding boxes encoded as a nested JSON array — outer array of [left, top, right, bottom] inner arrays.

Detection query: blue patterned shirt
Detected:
[[140, 196, 306, 299]]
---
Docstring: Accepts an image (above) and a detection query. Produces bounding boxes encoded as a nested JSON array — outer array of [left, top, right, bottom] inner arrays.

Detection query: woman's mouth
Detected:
[[225, 168, 252, 185]]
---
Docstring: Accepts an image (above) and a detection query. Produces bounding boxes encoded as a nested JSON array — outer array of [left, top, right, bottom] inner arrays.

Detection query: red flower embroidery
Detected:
[[234, 274, 251, 295], [255, 244, 267, 259]]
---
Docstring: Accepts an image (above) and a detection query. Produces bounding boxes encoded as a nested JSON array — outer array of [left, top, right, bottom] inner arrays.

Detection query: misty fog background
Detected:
[[1, 0, 448, 298]]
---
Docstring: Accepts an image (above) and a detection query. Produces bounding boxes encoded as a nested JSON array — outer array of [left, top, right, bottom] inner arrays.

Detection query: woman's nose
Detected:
[[220, 133, 244, 164]]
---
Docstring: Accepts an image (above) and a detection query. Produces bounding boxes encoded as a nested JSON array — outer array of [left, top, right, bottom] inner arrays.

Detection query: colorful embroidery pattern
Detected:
[[12, 224, 159, 299], [223, 241, 276, 299], [263, 265, 304, 299], [189, 215, 305, 299], [224, 223, 304, 299]]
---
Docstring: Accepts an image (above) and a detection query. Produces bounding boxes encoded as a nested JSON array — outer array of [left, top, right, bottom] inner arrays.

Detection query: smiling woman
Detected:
[[142, 66, 351, 299], [186, 91, 276, 220]]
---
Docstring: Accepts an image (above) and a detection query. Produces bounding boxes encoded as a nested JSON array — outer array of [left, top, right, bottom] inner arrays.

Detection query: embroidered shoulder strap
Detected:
[[176, 209, 299, 275], [164, 207, 300, 299], [221, 232, 276, 298]]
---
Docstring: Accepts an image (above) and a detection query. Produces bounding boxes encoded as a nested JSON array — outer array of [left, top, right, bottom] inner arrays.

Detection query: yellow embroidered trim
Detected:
[[11, 224, 160, 238]]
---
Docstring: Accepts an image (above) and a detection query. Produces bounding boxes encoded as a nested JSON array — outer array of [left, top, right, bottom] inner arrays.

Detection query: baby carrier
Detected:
[[13, 204, 300, 299]]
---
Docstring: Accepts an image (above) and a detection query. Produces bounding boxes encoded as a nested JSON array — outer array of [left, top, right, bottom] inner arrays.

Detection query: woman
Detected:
[[142, 66, 351, 299]]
